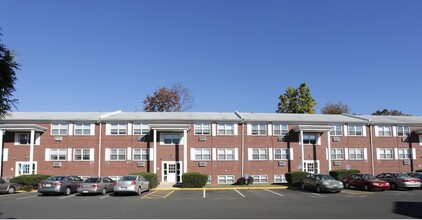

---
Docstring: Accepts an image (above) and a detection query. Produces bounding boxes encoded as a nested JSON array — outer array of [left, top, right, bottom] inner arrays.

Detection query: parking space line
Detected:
[[16, 195, 38, 200], [141, 190, 175, 199], [99, 195, 110, 199], [58, 194, 76, 200], [234, 189, 245, 197], [342, 190, 373, 195], [264, 189, 284, 197], [203, 190, 206, 199]]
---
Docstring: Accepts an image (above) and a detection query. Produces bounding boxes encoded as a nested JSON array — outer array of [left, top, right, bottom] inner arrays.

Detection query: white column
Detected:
[[29, 129, 35, 175], [327, 132, 332, 172], [300, 130, 304, 171], [183, 129, 187, 173], [153, 129, 157, 174], [0, 130, 4, 177]]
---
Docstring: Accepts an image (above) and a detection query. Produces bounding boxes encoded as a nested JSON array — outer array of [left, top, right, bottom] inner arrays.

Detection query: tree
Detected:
[[372, 108, 411, 116], [321, 102, 350, 114], [0, 29, 19, 118], [142, 83, 193, 112], [276, 82, 317, 114]]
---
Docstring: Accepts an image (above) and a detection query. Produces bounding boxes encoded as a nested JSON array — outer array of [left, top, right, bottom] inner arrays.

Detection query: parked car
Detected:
[[376, 173, 421, 190], [38, 175, 84, 195], [113, 175, 150, 195], [77, 177, 114, 195], [0, 178, 20, 194], [343, 174, 390, 191], [406, 172, 422, 188], [301, 173, 343, 193]]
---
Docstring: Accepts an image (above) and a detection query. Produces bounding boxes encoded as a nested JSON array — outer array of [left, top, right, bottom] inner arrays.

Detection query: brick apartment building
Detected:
[[1, 112, 421, 184]]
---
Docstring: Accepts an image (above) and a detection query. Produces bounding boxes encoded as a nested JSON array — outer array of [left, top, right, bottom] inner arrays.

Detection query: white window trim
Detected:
[[248, 123, 268, 136], [348, 148, 366, 160], [217, 148, 237, 161], [217, 175, 235, 184], [2, 148, 8, 161], [330, 125, 343, 136], [190, 148, 212, 161], [14, 133, 41, 146], [160, 133, 182, 145], [274, 174, 287, 184], [194, 123, 211, 135], [376, 148, 394, 160], [251, 175, 268, 183], [50, 123, 69, 135], [73, 148, 93, 161], [106, 123, 127, 135], [273, 124, 289, 136], [105, 148, 127, 161], [74, 123, 95, 136], [45, 148, 67, 161], [248, 148, 268, 160], [273, 148, 289, 160]]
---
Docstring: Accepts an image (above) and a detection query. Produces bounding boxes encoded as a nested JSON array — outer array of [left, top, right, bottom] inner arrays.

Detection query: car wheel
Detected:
[[316, 185, 322, 193], [344, 183, 350, 189], [65, 187, 71, 195], [137, 187, 142, 195], [390, 183, 397, 190], [146, 184, 150, 192], [101, 188, 107, 195], [364, 185, 370, 191], [8, 187, 16, 194]]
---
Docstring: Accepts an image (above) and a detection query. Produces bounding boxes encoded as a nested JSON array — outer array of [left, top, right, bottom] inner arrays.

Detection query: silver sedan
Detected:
[[376, 173, 421, 190], [77, 177, 114, 195], [113, 175, 150, 195], [301, 173, 343, 193]]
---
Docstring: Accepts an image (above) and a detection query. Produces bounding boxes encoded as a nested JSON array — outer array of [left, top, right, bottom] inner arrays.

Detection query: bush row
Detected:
[[285, 169, 361, 186], [181, 172, 208, 188]]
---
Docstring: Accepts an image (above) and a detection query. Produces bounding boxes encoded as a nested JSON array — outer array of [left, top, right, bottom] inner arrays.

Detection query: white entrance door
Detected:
[[303, 160, 320, 174], [15, 162, 37, 176], [162, 161, 181, 183]]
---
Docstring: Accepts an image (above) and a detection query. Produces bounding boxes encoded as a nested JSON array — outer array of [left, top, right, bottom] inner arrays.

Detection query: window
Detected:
[[49, 149, 67, 161], [74, 123, 92, 135], [109, 148, 126, 161], [133, 148, 148, 161], [110, 123, 126, 135], [162, 133, 181, 145], [349, 148, 364, 160], [251, 124, 267, 135], [133, 123, 150, 135], [251, 175, 268, 183], [218, 175, 235, 184], [18, 133, 30, 145], [398, 149, 411, 159], [377, 126, 392, 136], [51, 123, 68, 135], [207, 175, 212, 184], [194, 123, 211, 135], [251, 148, 267, 160], [274, 148, 289, 160], [378, 148, 393, 160], [330, 125, 343, 136], [195, 148, 211, 160], [330, 148, 344, 160], [74, 149, 90, 161], [218, 148, 235, 161], [303, 133, 317, 145], [217, 123, 234, 135], [273, 124, 288, 136], [348, 125, 363, 136], [397, 126, 410, 137], [274, 174, 287, 183]]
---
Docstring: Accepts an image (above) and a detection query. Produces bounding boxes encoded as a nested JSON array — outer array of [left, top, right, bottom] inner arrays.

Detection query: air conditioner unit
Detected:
[[198, 162, 207, 167], [278, 161, 286, 166], [54, 136, 63, 142], [137, 162, 145, 167], [333, 161, 341, 166], [198, 136, 206, 141], [53, 162, 62, 168], [332, 136, 341, 142], [403, 160, 410, 165], [401, 137, 408, 142]]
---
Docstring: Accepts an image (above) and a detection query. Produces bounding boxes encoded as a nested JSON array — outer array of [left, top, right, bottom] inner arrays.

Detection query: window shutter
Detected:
[[90, 124, 95, 135], [289, 148, 294, 160], [394, 148, 398, 160], [190, 148, 196, 161], [325, 148, 329, 160], [105, 148, 110, 161], [45, 149, 51, 161], [128, 123, 133, 135], [317, 134, 321, 145], [376, 149, 380, 160], [67, 148, 72, 161], [89, 148, 95, 161], [3, 148, 8, 161], [246, 124, 252, 135], [343, 125, 348, 137], [363, 148, 368, 160], [68, 123, 74, 136], [148, 148, 154, 161], [234, 124, 238, 136], [234, 148, 239, 161], [374, 126, 379, 137], [127, 147, 132, 161], [212, 123, 216, 136], [248, 149, 253, 160], [392, 126, 397, 137], [362, 126, 367, 136], [212, 148, 217, 161], [14, 133, 19, 145], [268, 148, 273, 160], [412, 148, 416, 160], [106, 124, 111, 135], [35, 133, 41, 145], [344, 148, 349, 160]]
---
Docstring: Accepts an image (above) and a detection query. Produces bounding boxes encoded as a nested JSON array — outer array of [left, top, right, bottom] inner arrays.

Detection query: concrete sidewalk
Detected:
[[152, 182, 289, 191]]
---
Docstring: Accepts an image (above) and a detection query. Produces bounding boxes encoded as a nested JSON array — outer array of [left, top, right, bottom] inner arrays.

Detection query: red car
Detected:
[[343, 174, 390, 191]]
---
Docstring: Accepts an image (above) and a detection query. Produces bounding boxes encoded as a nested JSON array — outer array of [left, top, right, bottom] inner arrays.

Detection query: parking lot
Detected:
[[1, 188, 421, 219]]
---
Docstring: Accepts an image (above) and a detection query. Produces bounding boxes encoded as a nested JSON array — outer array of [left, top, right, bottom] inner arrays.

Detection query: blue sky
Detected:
[[1, 0, 421, 115]]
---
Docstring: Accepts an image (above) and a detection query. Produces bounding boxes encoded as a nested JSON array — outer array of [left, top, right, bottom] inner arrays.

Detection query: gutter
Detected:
[[235, 111, 245, 177]]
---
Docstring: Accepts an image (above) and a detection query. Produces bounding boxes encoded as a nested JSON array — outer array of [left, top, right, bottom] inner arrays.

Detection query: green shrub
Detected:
[[285, 171, 308, 186], [129, 172, 158, 188], [10, 174, 51, 190], [329, 169, 360, 181], [181, 172, 208, 188], [234, 176, 254, 185]]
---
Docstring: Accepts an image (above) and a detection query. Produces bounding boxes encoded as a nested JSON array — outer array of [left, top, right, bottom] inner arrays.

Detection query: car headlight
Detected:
[[323, 182, 330, 186]]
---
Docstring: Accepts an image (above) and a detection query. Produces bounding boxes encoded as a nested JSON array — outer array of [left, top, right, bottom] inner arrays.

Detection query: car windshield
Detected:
[[46, 176, 66, 181], [395, 173, 411, 178], [362, 175, 375, 180], [316, 175, 333, 180], [121, 176, 137, 181], [84, 178, 101, 183]]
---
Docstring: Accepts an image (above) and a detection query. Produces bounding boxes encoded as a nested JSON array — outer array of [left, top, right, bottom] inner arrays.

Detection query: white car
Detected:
[[113, 175, 150, 195]]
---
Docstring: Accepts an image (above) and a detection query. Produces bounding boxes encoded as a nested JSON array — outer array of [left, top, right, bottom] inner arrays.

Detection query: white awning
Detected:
[[149, 124, 190, 131], [0, 124, 47, 132], [293, 125, 333, 133]]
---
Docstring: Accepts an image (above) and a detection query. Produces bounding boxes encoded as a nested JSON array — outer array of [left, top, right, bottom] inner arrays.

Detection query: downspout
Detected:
[[368, 120, 375, 176], [235, 111, 245, 177]]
